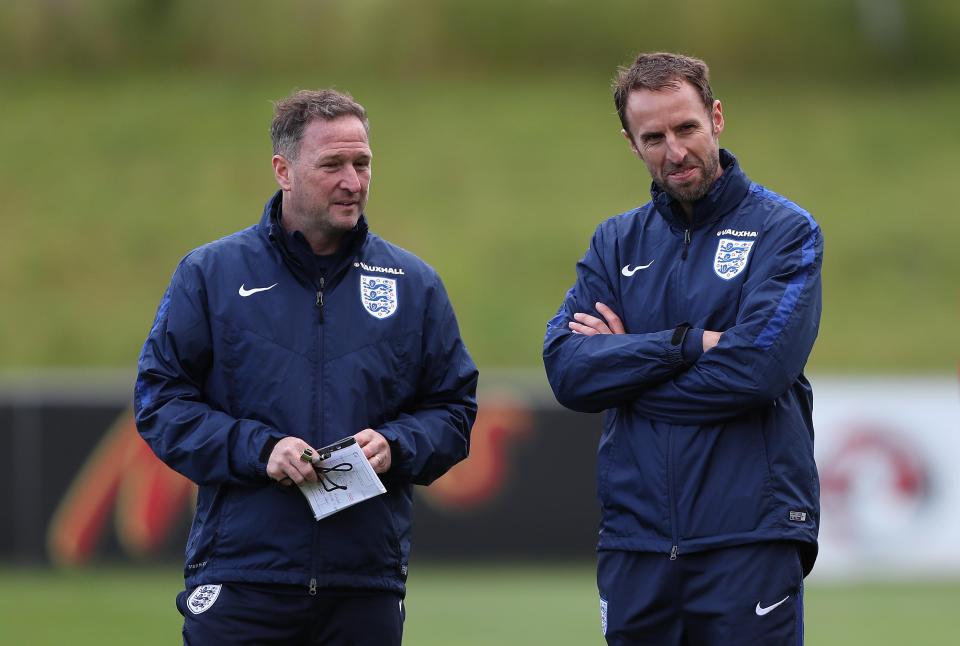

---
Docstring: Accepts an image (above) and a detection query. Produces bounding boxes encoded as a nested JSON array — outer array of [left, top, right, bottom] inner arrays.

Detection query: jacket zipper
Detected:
[[310, 275, 326, 596], [671, 227, 688, 344], [668, 225, 686, 561], [667, 427, 679, 561], [316, 276, 325, 323]]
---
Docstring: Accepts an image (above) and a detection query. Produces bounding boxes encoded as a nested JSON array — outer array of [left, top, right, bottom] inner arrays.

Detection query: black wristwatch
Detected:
[[671, 323, 691, 346]]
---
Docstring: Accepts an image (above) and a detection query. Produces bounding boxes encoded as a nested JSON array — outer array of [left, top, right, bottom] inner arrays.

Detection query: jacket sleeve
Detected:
[[630, 209, 824, 424], [542, 221, 693, 413], [376, 276, 479, 486], [133, 257, 287, 486]]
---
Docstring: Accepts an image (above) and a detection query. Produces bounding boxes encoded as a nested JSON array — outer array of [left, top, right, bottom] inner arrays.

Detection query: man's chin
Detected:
[[337, 212, 363, 231], [662, 178, 712, 204], [330, 204, 363, 223]]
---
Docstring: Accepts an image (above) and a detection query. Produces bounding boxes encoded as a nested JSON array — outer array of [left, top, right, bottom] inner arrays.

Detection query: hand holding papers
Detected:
[[297, 437, 387, 520]]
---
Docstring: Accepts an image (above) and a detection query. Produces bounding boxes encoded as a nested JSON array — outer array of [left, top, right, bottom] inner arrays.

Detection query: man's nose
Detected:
[[664, 135, 687, 165], [339, 166, 363, 193]]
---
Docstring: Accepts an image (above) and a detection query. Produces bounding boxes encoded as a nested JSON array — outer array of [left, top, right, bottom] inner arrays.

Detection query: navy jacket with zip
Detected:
[[135, 191, 478, 593], [543, 150, 822, 574]]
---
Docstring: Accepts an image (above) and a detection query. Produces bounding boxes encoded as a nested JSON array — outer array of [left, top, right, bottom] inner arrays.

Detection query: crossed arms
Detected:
[[543, 215, 823, 424]]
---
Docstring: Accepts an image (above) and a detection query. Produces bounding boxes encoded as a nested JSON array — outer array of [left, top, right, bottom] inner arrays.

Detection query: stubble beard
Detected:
[[283, 195, 364, 252], [657, 149, 721, 205], [313, 203, 363, 240]]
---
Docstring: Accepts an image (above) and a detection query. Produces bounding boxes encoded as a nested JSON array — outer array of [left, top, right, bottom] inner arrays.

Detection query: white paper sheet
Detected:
[[297, 441, 387, 520]]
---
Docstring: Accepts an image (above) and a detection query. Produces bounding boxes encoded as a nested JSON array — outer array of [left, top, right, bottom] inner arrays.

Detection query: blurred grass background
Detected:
[[2, 565, 959, 645], [1, 0, 958, 644], [1, 0, 958, 371]]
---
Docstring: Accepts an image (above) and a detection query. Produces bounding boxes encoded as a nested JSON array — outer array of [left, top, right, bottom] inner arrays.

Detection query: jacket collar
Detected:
[[260, 190, 370, 285], [651, 149, 750, 231]]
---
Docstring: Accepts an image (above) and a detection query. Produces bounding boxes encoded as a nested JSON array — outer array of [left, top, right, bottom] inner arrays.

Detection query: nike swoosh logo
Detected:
[[621, 261, 654, 277], [755, 595, 790, 616], [238, 283, 278, 297]]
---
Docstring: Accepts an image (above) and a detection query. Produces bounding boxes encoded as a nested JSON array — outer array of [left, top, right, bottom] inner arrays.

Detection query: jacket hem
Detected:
[[598, 528, 817, 559], [185, 567, 406, 594]]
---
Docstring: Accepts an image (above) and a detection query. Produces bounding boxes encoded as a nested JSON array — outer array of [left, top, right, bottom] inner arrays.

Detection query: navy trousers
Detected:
[[176, 582, 404, 645], [598, 541, 805, 646]]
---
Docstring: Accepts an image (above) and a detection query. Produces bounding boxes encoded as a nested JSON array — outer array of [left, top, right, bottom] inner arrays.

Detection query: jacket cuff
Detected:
[[256, 433, 289, 470], [375, 426, 411, 482], [681, 328, 705, 365]]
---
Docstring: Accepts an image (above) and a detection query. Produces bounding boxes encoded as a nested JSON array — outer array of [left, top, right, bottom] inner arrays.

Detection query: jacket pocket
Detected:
[[597, 414, 616, 504], [315, 492, 404, 575], [675, 419, 770, 539], [212, 484, 313, 572], [600, 411, 671, 540]]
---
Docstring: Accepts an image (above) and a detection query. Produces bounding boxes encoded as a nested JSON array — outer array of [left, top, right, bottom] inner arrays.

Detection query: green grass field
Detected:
[[1, 564, 958, 645], [1, 73, 957, 372]]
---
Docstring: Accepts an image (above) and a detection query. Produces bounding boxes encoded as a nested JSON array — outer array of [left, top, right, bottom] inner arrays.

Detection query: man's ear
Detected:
[[712, 99, 725, 138], [272, 154, 292, 191]]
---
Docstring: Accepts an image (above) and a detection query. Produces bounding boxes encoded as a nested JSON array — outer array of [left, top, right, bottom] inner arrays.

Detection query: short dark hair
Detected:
[[613, 52, 714, 136], [270, 89, 369, 159]]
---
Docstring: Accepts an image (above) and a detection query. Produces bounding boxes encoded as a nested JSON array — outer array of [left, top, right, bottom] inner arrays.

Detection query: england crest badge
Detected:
[[713, 238, 755, 280], [600, 597, 608, 636], [360, 275, 398, 319], [186, 584, 221, 615]]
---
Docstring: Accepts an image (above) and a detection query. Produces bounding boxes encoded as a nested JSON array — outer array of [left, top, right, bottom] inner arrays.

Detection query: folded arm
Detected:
[[630, 214, 824, 424], [543, 223, 693, 413]]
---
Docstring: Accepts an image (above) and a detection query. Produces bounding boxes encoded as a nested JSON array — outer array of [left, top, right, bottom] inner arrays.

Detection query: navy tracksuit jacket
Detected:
[[135, 192, 478, 594], [543, 150, 823, 573]]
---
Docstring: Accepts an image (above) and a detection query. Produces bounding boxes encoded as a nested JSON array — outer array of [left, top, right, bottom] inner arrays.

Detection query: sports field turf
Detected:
[[2, 564, 958, 645], [1, 74, 957, 372]]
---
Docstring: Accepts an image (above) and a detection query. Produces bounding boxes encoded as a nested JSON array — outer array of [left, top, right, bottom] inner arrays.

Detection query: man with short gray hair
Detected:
[[136, 88, 478, 645]]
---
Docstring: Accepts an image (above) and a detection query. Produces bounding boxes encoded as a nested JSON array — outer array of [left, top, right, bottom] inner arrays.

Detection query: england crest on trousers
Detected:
[[360, 275, 398, 319], [713, 238, 756, 280], [187, 584, 221, 615]]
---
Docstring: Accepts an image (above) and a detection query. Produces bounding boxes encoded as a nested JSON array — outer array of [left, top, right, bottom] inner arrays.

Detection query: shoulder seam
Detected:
[[748, 183, 818, 231]]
